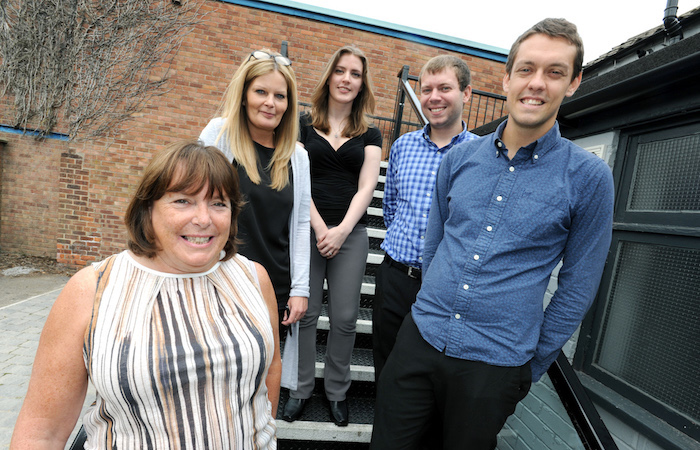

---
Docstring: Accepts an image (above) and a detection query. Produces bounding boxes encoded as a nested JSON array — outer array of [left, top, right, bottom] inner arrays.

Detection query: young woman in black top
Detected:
[[282, 45, 381, 426]]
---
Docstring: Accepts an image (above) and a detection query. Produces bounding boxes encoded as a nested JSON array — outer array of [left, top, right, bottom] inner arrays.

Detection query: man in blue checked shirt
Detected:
[[372, 55, 478, 380], [371, 18, 614, 450]]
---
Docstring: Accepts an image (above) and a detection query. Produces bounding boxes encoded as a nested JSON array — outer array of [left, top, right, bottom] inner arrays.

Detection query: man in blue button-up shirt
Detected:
[[373, 55, 478, 380], [371, 19, 614, 450]]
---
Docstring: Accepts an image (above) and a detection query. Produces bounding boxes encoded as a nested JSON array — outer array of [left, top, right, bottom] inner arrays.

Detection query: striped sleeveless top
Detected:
[[82, 251, 277, 449]]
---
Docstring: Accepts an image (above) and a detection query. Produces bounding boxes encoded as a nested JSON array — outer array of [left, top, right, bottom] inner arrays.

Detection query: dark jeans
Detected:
[[370, 314, 532, 450]]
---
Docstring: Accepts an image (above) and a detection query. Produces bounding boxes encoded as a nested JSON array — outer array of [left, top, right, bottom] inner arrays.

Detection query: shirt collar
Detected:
[[493, 120, 561, 163], [422, 121, 468, 151]]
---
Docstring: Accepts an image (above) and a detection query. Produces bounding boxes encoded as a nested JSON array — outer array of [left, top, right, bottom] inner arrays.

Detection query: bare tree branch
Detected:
[[0, 0, 202, 140]]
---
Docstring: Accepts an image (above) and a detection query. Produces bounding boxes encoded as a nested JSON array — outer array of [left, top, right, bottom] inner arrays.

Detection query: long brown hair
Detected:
[[310, 45, 376, 138]]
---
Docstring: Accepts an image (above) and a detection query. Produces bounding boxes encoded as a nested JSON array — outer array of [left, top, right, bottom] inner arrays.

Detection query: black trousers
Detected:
[[370, 314, 532, 450], [371, 256, 422, 380]]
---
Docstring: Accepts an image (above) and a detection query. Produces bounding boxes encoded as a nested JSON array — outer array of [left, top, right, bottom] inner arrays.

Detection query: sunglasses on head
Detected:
[[247, 51, 292, 66]]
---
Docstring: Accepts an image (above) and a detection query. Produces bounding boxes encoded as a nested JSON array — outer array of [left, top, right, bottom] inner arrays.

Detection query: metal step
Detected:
[[367, 227, 386, 240], [276, 382, 376, 442], [366, 248, 384, 266]]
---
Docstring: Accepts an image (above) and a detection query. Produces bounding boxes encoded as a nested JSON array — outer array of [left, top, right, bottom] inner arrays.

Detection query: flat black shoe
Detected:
[[281, 397, 306, 422], [328, 400, 349, 426]]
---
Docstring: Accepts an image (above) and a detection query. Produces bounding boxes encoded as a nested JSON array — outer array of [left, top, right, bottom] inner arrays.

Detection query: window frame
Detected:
[[574, 115, 700, 444]]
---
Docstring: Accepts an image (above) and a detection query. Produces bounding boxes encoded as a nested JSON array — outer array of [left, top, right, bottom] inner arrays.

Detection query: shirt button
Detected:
[[534, 154, 539, 160], [463, 284, 469, 290], [496, 196, 503, 201], [473, 255, 479, 260], [455, 314, 461, 319], [509, 166, 515, 172], [420, 235, 424, 239], [486, 225, 493, 231], [431, 171, 436, 175]]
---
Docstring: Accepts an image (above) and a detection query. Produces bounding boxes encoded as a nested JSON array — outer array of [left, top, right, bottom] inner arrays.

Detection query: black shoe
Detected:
[[281, 398, 306, 422], [328, 400, 349, 426]]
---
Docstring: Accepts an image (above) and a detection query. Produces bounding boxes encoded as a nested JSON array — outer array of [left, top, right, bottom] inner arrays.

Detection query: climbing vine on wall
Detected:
[[0, 0, 202, 140]]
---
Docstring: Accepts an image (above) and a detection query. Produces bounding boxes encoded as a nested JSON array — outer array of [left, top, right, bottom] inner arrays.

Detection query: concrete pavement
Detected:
[[0, 274, 93, 449]]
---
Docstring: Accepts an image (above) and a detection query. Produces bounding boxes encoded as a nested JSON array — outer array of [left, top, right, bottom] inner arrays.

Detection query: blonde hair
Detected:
[[311, 45, 376, 138], [217, 49, 299, 190]]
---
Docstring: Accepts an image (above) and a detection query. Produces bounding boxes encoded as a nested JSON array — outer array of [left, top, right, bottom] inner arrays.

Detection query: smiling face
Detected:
[[419, 67, 471, 131], [245, 70, 289, 141], [150, 182, 232, 274], [327, 53, 364, 105], [503, 33, 582, 140]]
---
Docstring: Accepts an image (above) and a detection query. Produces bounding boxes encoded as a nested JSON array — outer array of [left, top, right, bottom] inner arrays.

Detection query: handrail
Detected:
[[401, 77, 427, 128], [548, 351, 619, 450]]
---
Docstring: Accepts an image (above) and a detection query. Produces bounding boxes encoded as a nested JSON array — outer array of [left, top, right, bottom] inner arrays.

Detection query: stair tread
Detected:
[[277, 385, 375, 427]]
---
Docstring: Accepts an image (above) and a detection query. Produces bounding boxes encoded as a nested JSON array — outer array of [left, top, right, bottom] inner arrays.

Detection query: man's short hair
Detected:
[[419, 55, 471, 91], [505, 18, 584, 81]]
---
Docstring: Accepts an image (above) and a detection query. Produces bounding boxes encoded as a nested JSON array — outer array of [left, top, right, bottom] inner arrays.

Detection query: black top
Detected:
[[235, 142, 293, 308], [299, 113, 382, 226]]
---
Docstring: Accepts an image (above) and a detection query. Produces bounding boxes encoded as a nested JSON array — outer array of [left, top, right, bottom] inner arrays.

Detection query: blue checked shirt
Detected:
[[381, 123, 477, 268], [412, 121, 614, 382]]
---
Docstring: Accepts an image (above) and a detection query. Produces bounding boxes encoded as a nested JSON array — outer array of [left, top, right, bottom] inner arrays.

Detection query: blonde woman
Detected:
[[200, 50, 310, 339], [282, 46, 381, 426]]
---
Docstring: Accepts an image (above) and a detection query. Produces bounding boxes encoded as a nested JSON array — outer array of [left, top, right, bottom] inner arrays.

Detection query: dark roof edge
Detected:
[[221, 0, 508, 63], [561, 35, 700, 120]]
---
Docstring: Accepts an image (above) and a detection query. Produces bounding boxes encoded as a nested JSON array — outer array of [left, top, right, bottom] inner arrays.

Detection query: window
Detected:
[[577, 120, 700, 442]]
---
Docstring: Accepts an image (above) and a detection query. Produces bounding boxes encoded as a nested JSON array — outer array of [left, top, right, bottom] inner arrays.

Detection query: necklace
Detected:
[[331, 120, 345, 139]]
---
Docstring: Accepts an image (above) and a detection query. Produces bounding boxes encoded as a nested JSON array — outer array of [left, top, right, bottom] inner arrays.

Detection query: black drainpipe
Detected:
[[663, 0, 683, 38]]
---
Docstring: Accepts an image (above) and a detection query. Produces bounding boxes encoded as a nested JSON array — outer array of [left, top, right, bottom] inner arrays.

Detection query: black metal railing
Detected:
[[548, 351, 619, 450]]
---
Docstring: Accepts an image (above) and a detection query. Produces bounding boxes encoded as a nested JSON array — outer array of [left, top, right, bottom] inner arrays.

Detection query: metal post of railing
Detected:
[[548, 351, 619, 450], [392, 65, 410, 145]]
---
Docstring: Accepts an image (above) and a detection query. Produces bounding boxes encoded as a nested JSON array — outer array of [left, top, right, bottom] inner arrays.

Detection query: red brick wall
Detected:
[[0, 0, 506, 266], [0, 133, 66, 257]]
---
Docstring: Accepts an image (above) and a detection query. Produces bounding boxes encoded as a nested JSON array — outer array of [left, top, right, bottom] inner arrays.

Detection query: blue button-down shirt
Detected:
[[412, 120, 614, 381], [381, 122, 478, 268]]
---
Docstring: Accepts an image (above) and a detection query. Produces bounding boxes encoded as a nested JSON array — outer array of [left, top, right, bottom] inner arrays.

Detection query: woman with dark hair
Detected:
[[282, 45, 381, 426], [11, 141, 281, 449], [199, 49, 311, 339]]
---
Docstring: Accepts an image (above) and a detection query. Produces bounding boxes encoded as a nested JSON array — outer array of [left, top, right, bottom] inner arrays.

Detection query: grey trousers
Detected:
[[291, 224, 368, 401]]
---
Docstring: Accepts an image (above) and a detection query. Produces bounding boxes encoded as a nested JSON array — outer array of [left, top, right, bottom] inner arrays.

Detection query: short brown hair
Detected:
[[505, 18, 584, 81], [125, 140, 243, 260], [419, 55, 471, 91]]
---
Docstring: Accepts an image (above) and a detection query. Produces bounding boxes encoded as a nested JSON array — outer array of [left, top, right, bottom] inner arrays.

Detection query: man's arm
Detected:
[[531, 162, 615, 381], [382, 142, 399, 229]]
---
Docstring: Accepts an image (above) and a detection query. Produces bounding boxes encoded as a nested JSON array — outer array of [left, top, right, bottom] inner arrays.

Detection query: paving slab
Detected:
[[0, 274, 93, 449]]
